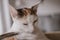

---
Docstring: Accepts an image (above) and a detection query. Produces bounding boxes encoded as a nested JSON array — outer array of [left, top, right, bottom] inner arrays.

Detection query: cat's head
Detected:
[[9, 4, 39, 27]]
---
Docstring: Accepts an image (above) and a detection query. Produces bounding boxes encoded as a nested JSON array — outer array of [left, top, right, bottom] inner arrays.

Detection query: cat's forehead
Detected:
[[17, 8, 36, 17]]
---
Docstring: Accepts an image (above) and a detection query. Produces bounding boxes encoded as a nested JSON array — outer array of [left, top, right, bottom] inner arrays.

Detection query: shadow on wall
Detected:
[[38, 13, 60, 32]]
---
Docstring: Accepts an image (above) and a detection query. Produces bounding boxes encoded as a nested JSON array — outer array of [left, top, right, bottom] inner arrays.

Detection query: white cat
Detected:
[[4, 3, 50, 40]]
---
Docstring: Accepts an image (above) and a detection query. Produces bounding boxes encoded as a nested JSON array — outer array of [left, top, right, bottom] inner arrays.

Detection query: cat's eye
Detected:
[[33, 19, 38, 24], [23, 23, 28, 25]]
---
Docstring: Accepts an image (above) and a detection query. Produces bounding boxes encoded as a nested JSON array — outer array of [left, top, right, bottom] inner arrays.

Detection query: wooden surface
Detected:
[[0, 32, 18, 40], [45, 32, 60, 40], [0, 32, 60, 40]]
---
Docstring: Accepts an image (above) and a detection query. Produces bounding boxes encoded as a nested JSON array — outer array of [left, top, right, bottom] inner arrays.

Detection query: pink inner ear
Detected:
[[10, 9, 17, 17], [9, 5, 18, 18]]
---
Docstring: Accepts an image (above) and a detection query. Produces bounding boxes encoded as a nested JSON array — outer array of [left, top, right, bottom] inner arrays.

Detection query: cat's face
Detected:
[[16, 8, 38, 25], [9, 4, 38, 27]]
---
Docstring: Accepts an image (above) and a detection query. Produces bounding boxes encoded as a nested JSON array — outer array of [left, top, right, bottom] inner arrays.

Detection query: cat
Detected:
[[4, 3, 50, 40]]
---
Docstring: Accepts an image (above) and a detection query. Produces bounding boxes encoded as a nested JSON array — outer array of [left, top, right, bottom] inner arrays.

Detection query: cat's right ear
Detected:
[[9, 5, 18, 18]]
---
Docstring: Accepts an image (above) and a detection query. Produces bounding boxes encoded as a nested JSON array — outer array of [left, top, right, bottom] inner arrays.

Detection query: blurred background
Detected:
[[0, 0, 60, 35]]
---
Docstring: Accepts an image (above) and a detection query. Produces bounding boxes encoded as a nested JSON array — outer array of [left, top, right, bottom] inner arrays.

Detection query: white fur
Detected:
[[8, 15, 50, 40], [8, 5, 50, 40]]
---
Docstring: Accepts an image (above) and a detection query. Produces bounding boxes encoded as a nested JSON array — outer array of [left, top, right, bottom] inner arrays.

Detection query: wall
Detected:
[[37, 0, 60, 16], [0, 0, 4, 34], [0, 0, 12, 34], [37, 0, 60, 32], [10, 0, 60, 16]]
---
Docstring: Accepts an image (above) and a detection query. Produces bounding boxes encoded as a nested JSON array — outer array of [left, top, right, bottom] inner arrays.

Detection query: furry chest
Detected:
[[16, 33, 37, 40]]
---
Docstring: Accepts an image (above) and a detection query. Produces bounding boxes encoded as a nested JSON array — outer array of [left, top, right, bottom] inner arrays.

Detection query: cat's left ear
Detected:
[[9, 5, 18, 18], [31, 3, 40, 13]]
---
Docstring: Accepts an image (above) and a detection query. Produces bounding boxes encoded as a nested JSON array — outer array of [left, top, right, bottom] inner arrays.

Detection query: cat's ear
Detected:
[[31, 3, 40, 13], [9, 5, 18, 18]]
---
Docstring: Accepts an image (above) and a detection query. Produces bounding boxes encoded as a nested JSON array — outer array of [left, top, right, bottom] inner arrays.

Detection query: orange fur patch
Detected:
[[23, 8, 31, 16], [4, 37, 15, 40]]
